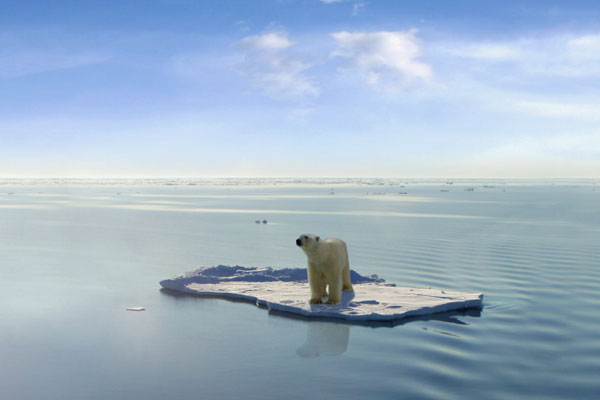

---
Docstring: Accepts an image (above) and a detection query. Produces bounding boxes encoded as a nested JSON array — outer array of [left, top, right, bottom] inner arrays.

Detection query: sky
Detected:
[[2, 0, 600, 178]]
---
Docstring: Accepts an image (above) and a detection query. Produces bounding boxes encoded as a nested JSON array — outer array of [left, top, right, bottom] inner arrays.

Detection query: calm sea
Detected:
[[1, 179, 599, 399]]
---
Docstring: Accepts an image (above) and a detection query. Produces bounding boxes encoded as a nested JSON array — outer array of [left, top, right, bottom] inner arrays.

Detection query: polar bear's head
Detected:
[[296, 234, 320, 252]]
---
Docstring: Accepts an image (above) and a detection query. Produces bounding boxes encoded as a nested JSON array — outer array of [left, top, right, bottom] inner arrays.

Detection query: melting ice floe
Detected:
[[159, 266, 483, 322]]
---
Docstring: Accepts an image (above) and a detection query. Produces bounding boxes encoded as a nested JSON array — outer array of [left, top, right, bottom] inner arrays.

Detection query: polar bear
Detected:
[[296, 234, 353, 305]]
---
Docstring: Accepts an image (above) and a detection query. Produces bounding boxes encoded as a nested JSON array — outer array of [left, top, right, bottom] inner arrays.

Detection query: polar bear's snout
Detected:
[[296, 238, 302, 246]]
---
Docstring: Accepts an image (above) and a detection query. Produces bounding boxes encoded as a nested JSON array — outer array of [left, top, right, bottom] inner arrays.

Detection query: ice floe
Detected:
[[159, 266, 483, 322]]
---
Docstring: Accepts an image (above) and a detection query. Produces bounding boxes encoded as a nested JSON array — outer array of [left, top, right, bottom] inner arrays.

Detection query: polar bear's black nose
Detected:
[[296, 238, 302, 246]]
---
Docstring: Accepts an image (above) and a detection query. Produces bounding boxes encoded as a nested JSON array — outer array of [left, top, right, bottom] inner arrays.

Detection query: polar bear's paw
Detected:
[[310, 298, 324, 304], [327, 299, 340, 305]]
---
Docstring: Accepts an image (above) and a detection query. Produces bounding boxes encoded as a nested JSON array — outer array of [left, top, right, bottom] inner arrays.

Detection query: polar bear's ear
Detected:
[[316, 236, 320, 242]]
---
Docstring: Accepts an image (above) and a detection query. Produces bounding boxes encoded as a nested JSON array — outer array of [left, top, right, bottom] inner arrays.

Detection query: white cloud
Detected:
[[566, 34, 600, 57], [237, 31, 319, 99], [239, 32, 293, 52], [331, 30, 433, 88]]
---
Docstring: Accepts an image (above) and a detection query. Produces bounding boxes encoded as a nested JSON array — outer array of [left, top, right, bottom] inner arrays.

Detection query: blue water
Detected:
[[1, 180, 599, 399]]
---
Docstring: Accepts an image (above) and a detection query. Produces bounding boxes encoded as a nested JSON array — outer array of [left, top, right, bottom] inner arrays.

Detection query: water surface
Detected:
[[1, 180, 599, 399]]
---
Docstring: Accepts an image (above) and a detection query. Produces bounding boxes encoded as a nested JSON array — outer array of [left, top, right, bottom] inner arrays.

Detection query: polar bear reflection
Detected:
[[296, 322, 350, 358]]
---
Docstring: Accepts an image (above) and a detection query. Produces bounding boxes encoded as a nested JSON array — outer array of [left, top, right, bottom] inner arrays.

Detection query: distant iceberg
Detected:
[[160, 266, 483, 322]]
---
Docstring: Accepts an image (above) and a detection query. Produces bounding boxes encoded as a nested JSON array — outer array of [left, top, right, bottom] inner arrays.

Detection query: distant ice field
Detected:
[[1, 179, 599, 399]]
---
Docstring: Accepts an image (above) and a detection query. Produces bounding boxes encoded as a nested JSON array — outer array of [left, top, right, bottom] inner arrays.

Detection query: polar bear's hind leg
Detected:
[[327, 276, 342, 305], [320, 281, 328, 298], [342, 257, 353, 292]]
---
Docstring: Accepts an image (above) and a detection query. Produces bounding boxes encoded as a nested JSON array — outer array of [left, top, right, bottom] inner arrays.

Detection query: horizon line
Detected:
[[1, 176, 599, 181]]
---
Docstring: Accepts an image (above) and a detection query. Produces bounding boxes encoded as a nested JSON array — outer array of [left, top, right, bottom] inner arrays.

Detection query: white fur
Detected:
[[296, 234, 353, 305]]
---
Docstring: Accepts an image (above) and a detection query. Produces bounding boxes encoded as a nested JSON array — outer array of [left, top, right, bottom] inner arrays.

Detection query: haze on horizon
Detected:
[[2, 0, 600, 179]]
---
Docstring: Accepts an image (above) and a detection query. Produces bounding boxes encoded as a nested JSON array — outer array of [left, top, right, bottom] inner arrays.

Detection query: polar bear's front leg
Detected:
[[308, 267, 324, 304], [327, 276, 343, 305]]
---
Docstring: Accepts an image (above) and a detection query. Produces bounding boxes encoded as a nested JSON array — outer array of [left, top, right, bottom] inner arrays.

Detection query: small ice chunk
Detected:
[[126, 307, 146, 311]]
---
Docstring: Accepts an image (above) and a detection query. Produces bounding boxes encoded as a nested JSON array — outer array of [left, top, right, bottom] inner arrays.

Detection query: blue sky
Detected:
[[2, 0, 600, 178]]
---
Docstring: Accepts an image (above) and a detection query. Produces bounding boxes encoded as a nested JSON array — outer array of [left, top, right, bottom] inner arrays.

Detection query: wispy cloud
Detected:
[[428, 32, 600, 123], [443, 33, 600, 78], [171, 52, 240, 83], [0, 50, 110, 79], [352, 2, 367, 16], [287, 107, 315, 123], [320, 0, 368, 17], [236, 31, 319, 99], [513, 99, 600, 121], [485, 133, 600, 158], [471, 132, 600, 175], [331, 30, 433, 89]]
